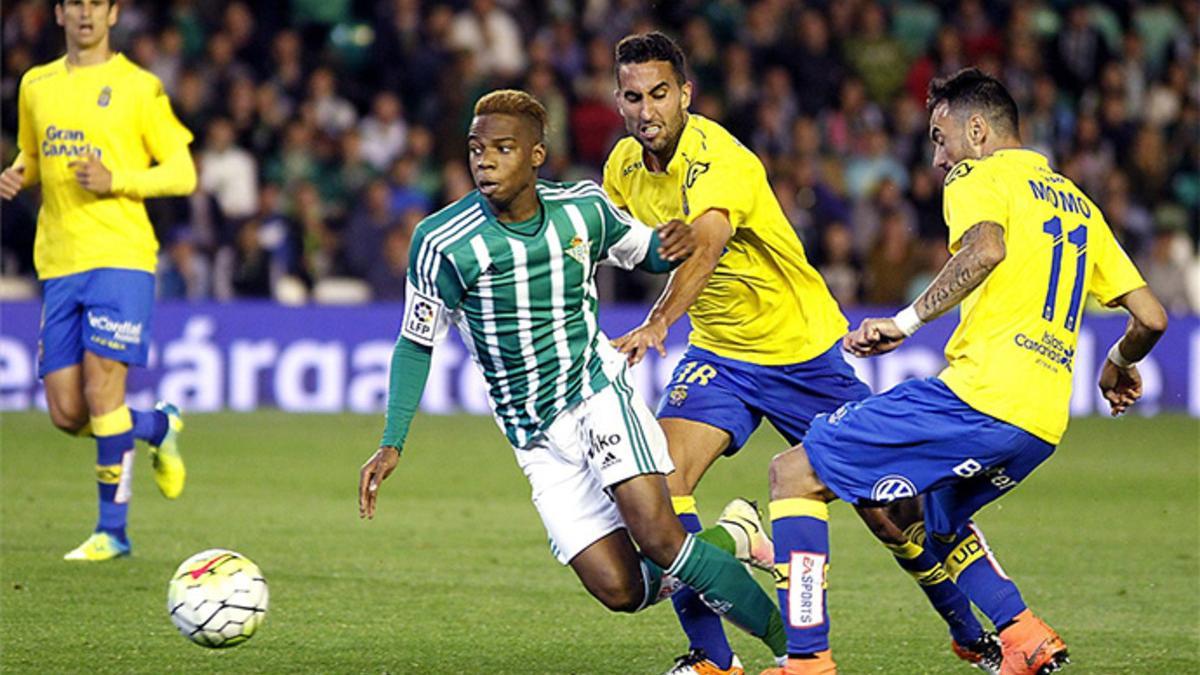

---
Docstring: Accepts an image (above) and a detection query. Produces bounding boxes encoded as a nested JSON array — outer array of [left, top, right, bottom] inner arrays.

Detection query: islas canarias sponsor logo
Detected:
[[87, 312, 143, 344], [1013, 330, 1076, 371]]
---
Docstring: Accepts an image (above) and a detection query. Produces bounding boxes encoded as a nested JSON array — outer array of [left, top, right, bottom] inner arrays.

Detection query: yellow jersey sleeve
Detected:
[[140, 77, 193, 161], [1087, 217, 1146, 305], [942, 160, 1009, 250], [15, 73, 40, 186]]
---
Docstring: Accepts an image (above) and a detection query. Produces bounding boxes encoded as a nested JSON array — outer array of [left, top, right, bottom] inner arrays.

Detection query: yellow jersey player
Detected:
[[763, 69, 1167, 675], [0, 0, 197, 561], [603, 33, 1001, 675]]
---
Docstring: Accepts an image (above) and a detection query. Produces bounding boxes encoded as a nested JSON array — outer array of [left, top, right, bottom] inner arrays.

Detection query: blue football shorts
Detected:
[[656, 341, 872, 454], [39, 268, 156, 377], [802, 377, 1056, 536]]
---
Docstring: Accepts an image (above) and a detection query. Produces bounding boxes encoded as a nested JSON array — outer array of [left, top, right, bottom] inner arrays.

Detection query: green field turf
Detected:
[[1, 411, 1196, 674]]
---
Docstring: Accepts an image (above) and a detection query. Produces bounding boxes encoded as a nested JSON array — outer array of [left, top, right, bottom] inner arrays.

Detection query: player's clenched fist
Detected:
[[656, 218, 694, 262], [358, 445, 400, 519], [0, 165, 25, 200], [69, 151, 113, 194]]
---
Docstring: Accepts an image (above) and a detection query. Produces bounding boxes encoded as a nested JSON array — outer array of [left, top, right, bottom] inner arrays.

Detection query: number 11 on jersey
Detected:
[[1041, 216, 1088, 332]]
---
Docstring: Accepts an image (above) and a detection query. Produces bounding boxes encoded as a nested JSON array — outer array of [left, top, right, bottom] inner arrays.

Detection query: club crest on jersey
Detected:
[[565, 236, 588, 264], [870, 474, 917, 503], [683, 157, 710, 188], [667, 384, 689, 406], [944, 161, 972, 185], [98, 86, 112, 108]]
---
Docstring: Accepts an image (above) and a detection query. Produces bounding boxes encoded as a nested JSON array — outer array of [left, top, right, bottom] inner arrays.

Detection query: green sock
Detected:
[[666, 534, 787, 657], [697, 523, 737, 554]]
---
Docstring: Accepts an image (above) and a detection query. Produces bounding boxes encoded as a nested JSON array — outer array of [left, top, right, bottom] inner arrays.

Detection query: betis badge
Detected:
[[565, 236, 588, 264]]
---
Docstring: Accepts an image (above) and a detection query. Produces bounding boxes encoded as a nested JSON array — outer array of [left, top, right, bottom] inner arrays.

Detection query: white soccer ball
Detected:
[[167, 549, 269, 648]]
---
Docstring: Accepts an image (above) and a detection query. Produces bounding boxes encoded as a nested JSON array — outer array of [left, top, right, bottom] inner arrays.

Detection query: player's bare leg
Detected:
[[660, 418, 747, 672], [43, 365, 90, 436], [613, 473, 787, 661], [569, 529, 661, 612], [762, 445, 837, 674], [855, 503, 998, 673], [64, 352, 135, 561], [662, 418, 731, 497]]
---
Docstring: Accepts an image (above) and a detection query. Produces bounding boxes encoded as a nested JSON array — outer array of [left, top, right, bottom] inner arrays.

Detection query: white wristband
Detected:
[[892, 305, 924, 337], [1106, 339, 1137, 368]]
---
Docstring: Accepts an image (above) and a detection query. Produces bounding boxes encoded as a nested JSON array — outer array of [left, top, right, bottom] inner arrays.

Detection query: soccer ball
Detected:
[[167, 549, 269, 648]]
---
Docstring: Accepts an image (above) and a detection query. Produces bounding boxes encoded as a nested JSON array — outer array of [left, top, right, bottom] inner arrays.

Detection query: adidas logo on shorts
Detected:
[[600, 451, 620, 469]]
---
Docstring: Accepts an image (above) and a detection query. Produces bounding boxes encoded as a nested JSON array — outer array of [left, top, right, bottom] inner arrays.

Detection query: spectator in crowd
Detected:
[[200, 117, 259, 222], [0, 0, 1194, 309], [366, 209, 422, 302], [447, 0, 526, 80], [359, 91, 408, 172], [344, 179, 398, 280], [817, 222, 862, 309]]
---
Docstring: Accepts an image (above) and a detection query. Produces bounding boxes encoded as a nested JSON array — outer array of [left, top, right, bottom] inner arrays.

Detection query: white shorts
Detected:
[[515, 371, 673, 565]]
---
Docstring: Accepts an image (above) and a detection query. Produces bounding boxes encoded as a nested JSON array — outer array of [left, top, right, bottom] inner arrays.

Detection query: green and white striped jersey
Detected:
[[401, 180, 655, 447]]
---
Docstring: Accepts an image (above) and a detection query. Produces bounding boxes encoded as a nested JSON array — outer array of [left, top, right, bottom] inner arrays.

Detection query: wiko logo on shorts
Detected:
[[871, 474, 917, 503], [788, 551, 826, 628], [87, 312, 143, 344]]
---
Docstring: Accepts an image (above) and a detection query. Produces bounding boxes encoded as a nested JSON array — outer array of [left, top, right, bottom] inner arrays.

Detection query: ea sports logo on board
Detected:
[[871, 475, 916, 503]]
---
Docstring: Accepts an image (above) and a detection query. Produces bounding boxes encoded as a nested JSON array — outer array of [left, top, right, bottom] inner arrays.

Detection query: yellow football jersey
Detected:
[[937, 149, 1146, 444], [16, 54, 194, 279], [603, 115, 847, 365]]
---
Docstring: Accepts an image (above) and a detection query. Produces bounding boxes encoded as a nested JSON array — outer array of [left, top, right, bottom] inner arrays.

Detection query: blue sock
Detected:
[[95, 432, 133, 543], [770, 498, 831, 655], [671, 498, 734, 668], [130, 408, 168, 446], [887, 538, 984, 645], [927, 522, 1026, 629]]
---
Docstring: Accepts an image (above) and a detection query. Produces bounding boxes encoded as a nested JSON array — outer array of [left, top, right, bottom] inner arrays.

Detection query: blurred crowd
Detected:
[[2, 0, 1197, 312]]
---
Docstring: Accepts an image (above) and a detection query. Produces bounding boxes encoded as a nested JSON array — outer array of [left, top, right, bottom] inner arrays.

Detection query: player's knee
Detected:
[[587, 573, 643, 613], [630, 527, 682, 569], [769, 446, 826, 501], [47, 406, 88, 435]]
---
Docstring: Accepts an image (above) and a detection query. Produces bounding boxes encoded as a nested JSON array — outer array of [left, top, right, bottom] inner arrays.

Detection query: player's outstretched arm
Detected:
[[358, 336, 433, 519], [612, 209, 731, 365], [845, 221, 1005, 357], [1098, 286, 1168, 416]]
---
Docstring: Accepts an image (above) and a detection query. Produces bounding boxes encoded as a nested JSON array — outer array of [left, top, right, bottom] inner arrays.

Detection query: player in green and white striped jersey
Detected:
[[357, 90, 787, 664]]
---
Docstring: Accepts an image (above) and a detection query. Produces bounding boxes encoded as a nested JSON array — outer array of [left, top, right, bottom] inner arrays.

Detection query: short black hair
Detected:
[[614, 31, 688, 85], [927, 68, 1019, 137]]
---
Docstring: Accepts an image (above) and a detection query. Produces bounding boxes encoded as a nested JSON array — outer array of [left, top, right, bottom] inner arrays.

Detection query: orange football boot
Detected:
[[759, 651, 836, 675], [999, 610, 1070, 675]]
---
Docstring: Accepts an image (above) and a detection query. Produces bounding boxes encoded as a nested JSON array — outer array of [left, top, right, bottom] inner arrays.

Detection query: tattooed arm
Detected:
[[844, 222, 1006, 357]]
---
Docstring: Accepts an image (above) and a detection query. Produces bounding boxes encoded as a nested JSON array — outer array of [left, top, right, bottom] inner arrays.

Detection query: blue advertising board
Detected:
[[1, 301, 1195, 418]]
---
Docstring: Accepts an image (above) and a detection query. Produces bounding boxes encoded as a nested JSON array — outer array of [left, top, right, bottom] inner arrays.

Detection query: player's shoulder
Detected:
[[110, 54, 168, 93], [686, 115, 754, 161], [20, 56, 68, 91], [604, 137, 645, 184], [537, 178, 607, 204], [411, 193, 488, 251]]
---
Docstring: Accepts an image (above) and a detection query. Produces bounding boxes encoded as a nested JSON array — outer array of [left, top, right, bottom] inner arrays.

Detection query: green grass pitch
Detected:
[[2, 411, 1196, 674]]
